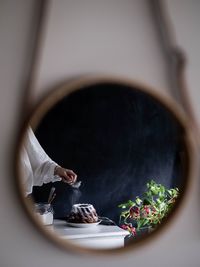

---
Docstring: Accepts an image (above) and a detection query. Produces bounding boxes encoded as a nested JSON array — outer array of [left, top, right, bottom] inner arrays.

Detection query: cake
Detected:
[[67, 204, 99, 223]]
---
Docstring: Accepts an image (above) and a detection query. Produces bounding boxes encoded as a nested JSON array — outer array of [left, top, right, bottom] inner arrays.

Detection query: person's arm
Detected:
[[25, 127, 61, 186], [26, 127, 77, 186]]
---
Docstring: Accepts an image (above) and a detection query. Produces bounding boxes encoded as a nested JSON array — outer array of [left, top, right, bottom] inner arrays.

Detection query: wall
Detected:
[[0, 0, 200, 266]]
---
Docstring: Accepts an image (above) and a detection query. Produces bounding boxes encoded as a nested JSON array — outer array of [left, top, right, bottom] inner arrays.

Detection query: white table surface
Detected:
[[49, 219, 129, 249], [52, 219, 129, 239]]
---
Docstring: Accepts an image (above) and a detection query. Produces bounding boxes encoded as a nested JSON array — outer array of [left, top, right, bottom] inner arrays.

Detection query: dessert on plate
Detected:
[[67, 203, 99, 223]]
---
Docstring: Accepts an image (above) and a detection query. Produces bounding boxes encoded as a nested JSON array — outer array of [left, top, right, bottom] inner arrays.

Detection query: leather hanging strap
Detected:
[[150, 0, 199, 137], [20, 0, 49, 121]]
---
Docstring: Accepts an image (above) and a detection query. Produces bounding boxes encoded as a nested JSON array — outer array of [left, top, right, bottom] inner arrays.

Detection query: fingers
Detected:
[[66, 170, 77, 179], [62, 175, 74, 184], [63, 169, 77, 185]]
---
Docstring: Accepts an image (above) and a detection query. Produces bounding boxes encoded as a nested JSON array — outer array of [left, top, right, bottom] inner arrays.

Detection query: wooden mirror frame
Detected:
[[14, 75, 197, 255]]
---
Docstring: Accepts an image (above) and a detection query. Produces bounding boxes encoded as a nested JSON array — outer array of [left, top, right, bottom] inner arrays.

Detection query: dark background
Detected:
[[32, 83, 183, 223]]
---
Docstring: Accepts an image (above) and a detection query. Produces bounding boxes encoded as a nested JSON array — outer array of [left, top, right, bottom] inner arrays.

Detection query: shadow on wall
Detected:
[[32, 83, 183, 223]]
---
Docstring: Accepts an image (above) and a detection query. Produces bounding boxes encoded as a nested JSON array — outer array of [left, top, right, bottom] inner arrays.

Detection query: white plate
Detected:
[[66, 220, 101, 228]]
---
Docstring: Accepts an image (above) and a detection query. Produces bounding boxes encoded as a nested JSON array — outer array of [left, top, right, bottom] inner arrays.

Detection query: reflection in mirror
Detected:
[[17, 79, 191, 252]]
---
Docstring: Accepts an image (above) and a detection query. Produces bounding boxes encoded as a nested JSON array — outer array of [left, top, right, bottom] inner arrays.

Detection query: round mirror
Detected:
[[15, 77, 195, 254]]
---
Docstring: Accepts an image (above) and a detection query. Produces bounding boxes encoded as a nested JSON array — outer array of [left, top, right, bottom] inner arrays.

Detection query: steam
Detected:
[[69, 188, 82, 206]]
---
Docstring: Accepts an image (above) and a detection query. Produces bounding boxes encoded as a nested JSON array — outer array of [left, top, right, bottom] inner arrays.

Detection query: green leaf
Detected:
[[136, 197, 142, 205], [143, 219, 149, 226], [118, 204, 126, 208], [167, 189, 173, 196], [143, 198, 151, 205], [137, 220, 142, 230], [156, 199, 161, 204], [120, 210, 130, 218], [128, 200, 135, 206]]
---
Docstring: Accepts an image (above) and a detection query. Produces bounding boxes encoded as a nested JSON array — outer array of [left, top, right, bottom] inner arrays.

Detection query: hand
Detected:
[[54, 166, 77, 185]]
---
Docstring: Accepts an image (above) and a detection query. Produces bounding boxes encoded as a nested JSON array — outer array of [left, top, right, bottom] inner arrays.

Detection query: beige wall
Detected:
[[0, 0, 200, 266], [33, 0, 170, 101]]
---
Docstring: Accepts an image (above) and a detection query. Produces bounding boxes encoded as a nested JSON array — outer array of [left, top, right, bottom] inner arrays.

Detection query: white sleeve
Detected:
[[25, 127, 62, 186]]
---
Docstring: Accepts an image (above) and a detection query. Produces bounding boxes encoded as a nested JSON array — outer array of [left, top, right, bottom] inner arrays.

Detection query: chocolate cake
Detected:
[[67, 204, 99, 223]]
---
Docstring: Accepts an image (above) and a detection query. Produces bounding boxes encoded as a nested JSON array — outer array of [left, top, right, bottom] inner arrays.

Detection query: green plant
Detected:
[[118, 180, 179, 236]]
